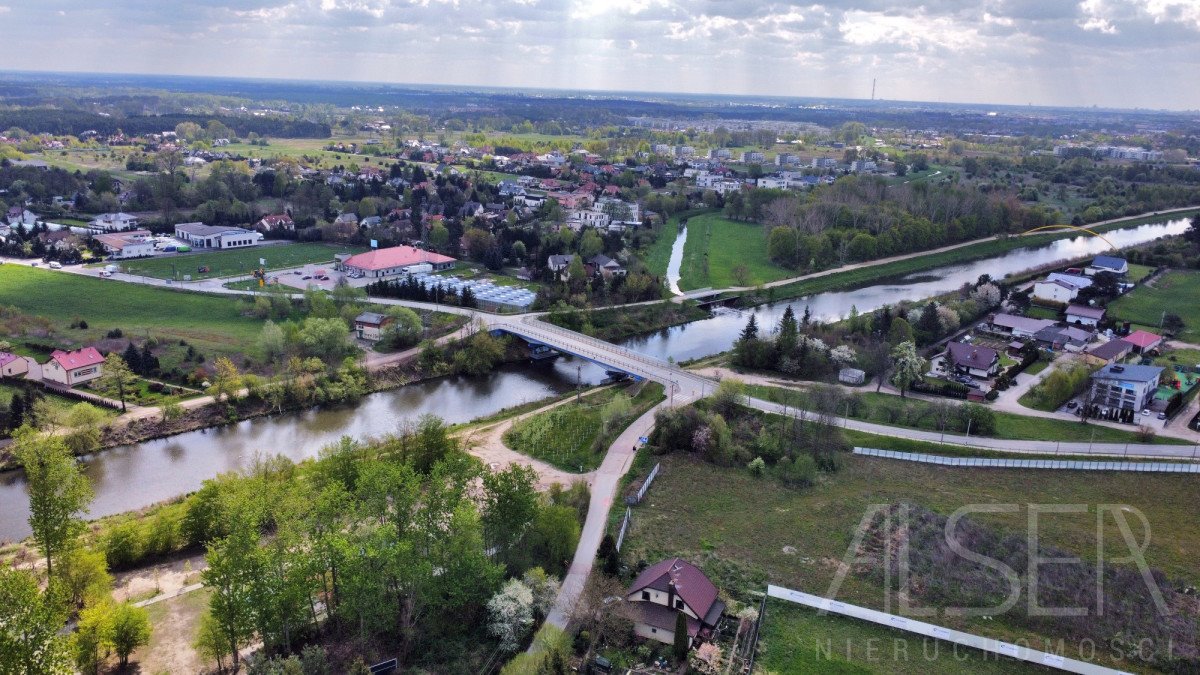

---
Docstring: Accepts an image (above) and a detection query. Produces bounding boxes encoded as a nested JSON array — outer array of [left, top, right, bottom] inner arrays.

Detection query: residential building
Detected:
[[1122, 330, 1163, 353], [1032, 279, 1083, 303], [1033, 325, 1092, 352], [1085, 255, 1128, 276], [741, 151, 765, 163], [43, 347, 105, 387], [988, 314, 1056, 339], [756, 177, 788, 190], [0, 352, 29, 378], [812, 157, 839, 169], [94, 230, 155, 259], [1088, 364, 1163, 413], [945, 342, 1000, 378], [775, 152, 798, 166], [851, 160, 878, 172], [587, 254, 625, 278], [38, 230, 79, 253], [1065, 304, 1105, 326], [354, 312, 393, 341], [625, 558, 724, 648], [1085, 339, 1134, 365], [257, 214, 294, 232], [547, 254, 575, 275], [6, 208, 37, 227], [1047, 272, 1093, 289], [174, 223, 263, 249], [89, 212, 140, 232], [707, 148, 732, 160], [340, 245, 455, 278]]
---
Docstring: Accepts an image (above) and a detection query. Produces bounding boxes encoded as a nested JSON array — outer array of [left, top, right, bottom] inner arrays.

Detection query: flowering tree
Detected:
[[487, 579, 534, 652]]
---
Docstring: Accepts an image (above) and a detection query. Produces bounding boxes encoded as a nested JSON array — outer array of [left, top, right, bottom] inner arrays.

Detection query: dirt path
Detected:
[[112, 550, 207, 604]]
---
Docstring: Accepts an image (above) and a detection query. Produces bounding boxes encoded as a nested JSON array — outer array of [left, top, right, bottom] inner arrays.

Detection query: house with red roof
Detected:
[[0, 352, 29, 378], [1122, 330, 1162, 353], [340, 245, 455, 279], [257, 214, 294, 232], [43, 347, 105, 387], [625, 558, 725, 648]]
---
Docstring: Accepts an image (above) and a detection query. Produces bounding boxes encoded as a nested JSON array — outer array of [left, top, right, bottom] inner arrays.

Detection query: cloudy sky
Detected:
[[3, 0, 1199, 109]]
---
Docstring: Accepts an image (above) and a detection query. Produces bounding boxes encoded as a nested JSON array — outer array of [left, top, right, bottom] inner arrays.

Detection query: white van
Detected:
[[49, 261, 63, 269]]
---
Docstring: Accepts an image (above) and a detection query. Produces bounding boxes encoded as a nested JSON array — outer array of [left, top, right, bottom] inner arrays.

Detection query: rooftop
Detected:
[[1123, 330, 1162, 349], [1093, 363, 1163, 383], [628, 558, 719, 618], [343, 245, 454, 271], [50, 347, 104, 370]]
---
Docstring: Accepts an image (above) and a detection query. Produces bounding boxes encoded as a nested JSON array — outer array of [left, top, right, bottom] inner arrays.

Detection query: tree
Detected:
[[13, 428, 93, 579], [0, 567, 72, 675], [673, 610, 689, 660], [208, 356, 243, 402], [98, 352, 137, 412], [1162, 313, 1185, 335], [427, 222, 450, 249], [579, 229, 604, 259], [59, 547, 112, 610], [487, 579, 534, 652], [73, 602, 112, 675], [297, 317, 354, 362], [109, 602, 152, 668], [160, 397, 185, 424], [194, 610, 228, 673], [202, 518, 260, 672], [889, 341, 926, 398], [380, 307, 423, 349], [739, 314, 759, 342], [481, 465, 539, 568], [62, 402, 107, 455], [777, 306, 798, 356], [258, 320, 285, 362], [887, 317, 914, 345], [597, 533, 620, 576]]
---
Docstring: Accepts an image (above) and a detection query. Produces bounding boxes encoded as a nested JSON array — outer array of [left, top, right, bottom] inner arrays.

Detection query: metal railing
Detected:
[[854, 447, 1200, 473]]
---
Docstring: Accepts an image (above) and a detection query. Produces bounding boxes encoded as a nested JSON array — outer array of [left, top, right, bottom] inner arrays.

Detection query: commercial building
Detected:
[[174, 223, 263, 249], [340, 245, 455, 279]]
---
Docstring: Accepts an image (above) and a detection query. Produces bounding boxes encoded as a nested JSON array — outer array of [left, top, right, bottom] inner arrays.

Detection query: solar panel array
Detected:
[[407, 272, 537, 310]]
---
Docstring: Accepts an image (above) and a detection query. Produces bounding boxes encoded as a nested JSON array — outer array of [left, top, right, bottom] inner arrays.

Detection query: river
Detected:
[[0, 217, 1189, 541]]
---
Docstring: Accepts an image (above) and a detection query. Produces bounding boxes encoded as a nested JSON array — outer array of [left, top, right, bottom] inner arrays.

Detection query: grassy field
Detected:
[[503, 382, 663, 472], [641, 209, 710, 279], [622, 453, 1200, 673], [677, 212, 794, 290], [1126, 263, 1155, 283], [114, 243, 362, 280], [1109, 269, 1200, 343], [0, 265, 272, 357], [743, 384, 1187, 444], [0, 381, 115, 428]]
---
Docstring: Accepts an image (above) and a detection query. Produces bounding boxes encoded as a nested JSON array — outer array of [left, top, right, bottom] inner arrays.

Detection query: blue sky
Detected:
[[3, 0, 1199, 109]]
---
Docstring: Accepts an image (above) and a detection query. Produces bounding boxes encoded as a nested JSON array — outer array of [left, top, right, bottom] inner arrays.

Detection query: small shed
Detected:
[[838, 367, 866, 385]]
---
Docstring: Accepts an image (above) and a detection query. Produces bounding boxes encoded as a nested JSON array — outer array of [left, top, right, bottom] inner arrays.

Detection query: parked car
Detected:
[[1066, 401, 1078, 410], [302, 275, 312, 280], [49, 261, 62, 269], [1157, 412, 1167, 420], [98, 270, 113, 278], [293, 270, 304, 275]]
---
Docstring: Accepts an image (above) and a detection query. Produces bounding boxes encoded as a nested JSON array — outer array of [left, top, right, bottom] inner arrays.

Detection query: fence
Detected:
[[615, 507, 632, 552], [854, 447, 1200, 473], [626, 462, 660, 505], [766, 584, 1126, 675]]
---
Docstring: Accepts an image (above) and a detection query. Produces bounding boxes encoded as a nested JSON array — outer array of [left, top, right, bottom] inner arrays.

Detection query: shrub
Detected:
[[103, 521, 145, 569], [747, 456, 766, 477]]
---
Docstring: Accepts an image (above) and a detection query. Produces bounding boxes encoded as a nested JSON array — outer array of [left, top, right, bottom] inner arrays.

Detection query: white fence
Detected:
[[626, 462, 661, 505], [854, 447, 1200, 473], [615, 507, 632, 552], [766, 585, 1129, 675]]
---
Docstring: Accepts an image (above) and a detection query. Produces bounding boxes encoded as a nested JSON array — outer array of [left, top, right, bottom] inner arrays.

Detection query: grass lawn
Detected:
[[1109, 269, 1200, 343], [116, 243, 363, 280], [641, 209, 710, 279], [503, 382, 663, 472], [760, 601, 1043, 674], [0, 265, 273, 357], [677, 212, 795, 290], [621, 453, 1200, 673], [1023, 359, 1050, 376], [1126, 263, 1155, 283], [0, 381, 115, 429], [743, 384, 1187, 445], [1023, 305, 1060, 321]]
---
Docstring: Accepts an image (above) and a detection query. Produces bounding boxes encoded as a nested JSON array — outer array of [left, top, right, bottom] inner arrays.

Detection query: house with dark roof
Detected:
[[1085, 339, 1133, 365], [354, 312, 393, 341], [1086, 255, 1128, 276], [945, 342, 1000, 378], [1088, 363, 1163, 413], [587, 254, 626, 279], [1033, 325, 1093, 352], [625, 558, 724, 648], [1065, 304, 1105, 327], [547, 254, 576, 276]]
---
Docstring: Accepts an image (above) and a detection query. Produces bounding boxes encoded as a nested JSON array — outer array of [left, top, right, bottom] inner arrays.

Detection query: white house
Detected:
[[1085, 255, 1129, 277], [1065, 304, 1106, 327], [43, 348, 104, 387], [89, 212, 140, 232], [0, 352, 29, 378], [1032, 279, 1082, 303], [1088, 364, 1163, 413], [354, 312, 393, 341], [625, 558, 724, 648], [174, 223, 263, 249]]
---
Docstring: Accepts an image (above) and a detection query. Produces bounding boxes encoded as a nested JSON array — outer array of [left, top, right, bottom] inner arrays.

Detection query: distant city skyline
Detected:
[[3, 1, 1199, 110]]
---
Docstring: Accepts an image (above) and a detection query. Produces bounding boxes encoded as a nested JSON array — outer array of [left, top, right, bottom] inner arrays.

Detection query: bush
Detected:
[[103, 521, 145, 569], [747, 456, 766, 477], [777, 454, 817, 488]]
